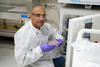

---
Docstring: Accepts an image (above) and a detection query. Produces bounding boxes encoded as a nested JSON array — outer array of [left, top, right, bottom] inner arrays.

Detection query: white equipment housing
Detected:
[[66, 13, 100, 67], [58, 0, 100, 5]]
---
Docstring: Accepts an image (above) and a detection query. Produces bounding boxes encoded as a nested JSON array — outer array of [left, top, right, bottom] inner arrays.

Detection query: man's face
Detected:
[[30, 7, 46, 29]]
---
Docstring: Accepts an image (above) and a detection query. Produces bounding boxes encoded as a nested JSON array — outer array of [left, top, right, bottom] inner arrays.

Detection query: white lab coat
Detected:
[[14, 20, 63, 67]]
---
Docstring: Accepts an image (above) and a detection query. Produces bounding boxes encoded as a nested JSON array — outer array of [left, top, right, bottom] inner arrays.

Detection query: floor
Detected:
[[0, 36, 18, 67]]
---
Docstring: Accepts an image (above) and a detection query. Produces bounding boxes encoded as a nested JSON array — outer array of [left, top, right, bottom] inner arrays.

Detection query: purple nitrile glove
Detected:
[[40, 42, 56, 52], [56, 39, 63, 47]]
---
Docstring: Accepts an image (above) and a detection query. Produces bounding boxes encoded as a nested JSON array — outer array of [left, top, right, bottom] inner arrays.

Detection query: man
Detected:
[[14, 6, 65, 67]]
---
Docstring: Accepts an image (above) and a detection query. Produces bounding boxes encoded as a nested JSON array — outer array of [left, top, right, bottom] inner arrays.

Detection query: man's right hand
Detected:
[[40, 40, 59, 52]]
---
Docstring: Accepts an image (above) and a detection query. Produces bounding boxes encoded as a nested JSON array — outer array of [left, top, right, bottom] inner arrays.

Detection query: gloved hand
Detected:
[[40, 42, 56, 52], [56, 39, 63, 47]]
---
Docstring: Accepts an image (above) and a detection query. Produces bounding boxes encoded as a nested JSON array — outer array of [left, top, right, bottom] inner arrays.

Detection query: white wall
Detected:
[[41, 0, 61, 30]]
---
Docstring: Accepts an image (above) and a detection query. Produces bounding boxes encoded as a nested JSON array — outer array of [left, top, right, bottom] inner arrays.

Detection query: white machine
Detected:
[[58, 0, 100, 5], [72, 29, 100, 67], [66, 13, 100, 67]]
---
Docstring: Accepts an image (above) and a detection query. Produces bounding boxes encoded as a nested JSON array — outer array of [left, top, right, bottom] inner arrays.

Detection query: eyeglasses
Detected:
[[32, 13, 46, 18]]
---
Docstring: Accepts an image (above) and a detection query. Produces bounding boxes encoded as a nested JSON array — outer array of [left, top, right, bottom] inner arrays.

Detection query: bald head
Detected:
[[30, 6, 46, 29], [32, 6, 46, 14]]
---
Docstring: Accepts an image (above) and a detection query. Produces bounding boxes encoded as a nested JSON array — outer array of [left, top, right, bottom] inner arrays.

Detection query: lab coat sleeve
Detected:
[[14, 29, 43, 66], [45, 23, 63, 40]]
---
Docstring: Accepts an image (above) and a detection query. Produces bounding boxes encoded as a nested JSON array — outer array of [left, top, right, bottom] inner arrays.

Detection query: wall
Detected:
[[42, 0, 61, 30]]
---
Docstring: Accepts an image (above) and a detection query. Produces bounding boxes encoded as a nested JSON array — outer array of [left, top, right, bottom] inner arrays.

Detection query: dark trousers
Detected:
[[53, 56, 65, 67]]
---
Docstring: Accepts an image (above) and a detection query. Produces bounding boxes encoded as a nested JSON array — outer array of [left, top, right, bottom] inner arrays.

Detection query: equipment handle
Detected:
[[76, 29, 100, 41]]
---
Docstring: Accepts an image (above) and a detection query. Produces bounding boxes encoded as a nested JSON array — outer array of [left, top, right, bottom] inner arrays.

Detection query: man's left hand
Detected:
[[56, 39, 63, 47]]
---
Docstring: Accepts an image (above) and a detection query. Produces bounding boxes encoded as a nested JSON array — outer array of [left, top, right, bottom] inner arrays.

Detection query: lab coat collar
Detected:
[[29, 20, 42, 33]]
